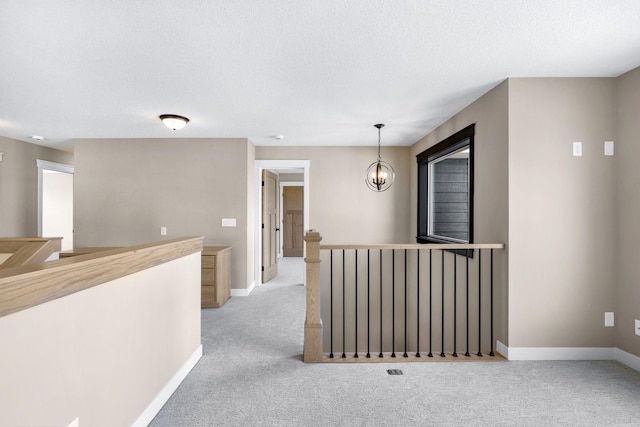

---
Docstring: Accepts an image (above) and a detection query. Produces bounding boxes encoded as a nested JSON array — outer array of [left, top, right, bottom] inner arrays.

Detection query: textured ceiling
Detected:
[[1, 0, 639, 151]]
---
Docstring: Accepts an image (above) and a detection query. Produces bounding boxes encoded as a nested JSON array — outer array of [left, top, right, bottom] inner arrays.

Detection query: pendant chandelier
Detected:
[[365, 124, 395, 192]]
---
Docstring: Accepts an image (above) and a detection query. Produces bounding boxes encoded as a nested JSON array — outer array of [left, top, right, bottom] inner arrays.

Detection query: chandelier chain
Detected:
[[377, 126, 382, 161]]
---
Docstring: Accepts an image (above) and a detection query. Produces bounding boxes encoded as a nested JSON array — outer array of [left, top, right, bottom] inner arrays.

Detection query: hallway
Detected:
[[150, 257, 640, 426]]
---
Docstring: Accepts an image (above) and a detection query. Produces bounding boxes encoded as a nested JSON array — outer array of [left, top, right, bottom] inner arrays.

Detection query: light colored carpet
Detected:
[[150, 257, 640, 426]]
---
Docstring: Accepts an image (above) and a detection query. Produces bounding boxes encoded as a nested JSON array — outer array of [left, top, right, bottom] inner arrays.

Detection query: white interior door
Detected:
[[262, 170, 278, 282], [37, 160, 74, 251], [42, 171, 73, 250]]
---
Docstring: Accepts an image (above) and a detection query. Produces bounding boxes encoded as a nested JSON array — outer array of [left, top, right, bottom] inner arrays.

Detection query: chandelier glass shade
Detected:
[[365, 124, 395, 192]]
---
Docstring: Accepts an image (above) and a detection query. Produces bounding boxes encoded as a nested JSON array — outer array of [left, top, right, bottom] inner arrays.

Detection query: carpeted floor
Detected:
[[150, 257, 640, 426]]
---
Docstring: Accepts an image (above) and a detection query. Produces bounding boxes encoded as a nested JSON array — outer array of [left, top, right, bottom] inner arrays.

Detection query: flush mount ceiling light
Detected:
[[159, 114, 189, 130], [365, 124, 395, 192], [31, 135, 44, 141]]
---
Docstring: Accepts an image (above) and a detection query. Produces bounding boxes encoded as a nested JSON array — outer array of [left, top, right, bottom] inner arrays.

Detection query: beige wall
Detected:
[[0, 136, 73, 237], [9, 72, 637, 357], [615, 66, 640, 357], [279, 172, 304, 182], [508, 78, 616, 348], [256, 146, 411, 244], [0, 253, 201, 427], [74, 138, 252, 289], [409, 80, 510, 346]]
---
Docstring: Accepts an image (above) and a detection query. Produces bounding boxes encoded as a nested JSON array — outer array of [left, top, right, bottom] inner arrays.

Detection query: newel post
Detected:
[[303, 230, 323, 362]]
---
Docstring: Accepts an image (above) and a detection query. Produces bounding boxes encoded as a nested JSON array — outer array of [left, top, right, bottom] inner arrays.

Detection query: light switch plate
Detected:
[[605, 312, 614, 327], [573, 142, 582, 157], [604, 140, 614, 156], [635, 319, 640, 336], [221, 218, 237, 227]]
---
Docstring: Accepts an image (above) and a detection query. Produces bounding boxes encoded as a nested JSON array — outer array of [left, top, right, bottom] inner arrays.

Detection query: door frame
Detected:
[[279, 181, 304, 258], [36, 159, 74, 237], [254, 160, 309, 290]]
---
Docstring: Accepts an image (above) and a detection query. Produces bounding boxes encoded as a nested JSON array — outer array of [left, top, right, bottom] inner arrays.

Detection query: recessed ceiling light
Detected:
[[31, 135, 44, 141]]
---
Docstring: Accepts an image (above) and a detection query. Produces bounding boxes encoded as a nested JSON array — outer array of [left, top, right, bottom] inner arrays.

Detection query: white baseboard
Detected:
[[504, 344, 615, 361], [132, 344, 203, 427], [616, 348, 640, 372], [496, 340, 509, 359], [231, 281, 255, 297], [497, 341, 640, 372]]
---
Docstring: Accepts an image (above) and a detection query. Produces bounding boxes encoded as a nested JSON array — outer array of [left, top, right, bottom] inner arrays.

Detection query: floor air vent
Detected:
[[387, 369, 403, 375]]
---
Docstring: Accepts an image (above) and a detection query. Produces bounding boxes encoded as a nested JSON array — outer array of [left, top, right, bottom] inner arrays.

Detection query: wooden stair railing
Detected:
[[303, 230, 323, 362], [303, 230, 506, 363], [0, 237, 63, 269]]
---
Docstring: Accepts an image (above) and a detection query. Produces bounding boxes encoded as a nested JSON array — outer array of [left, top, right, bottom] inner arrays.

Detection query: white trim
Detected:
[[496, 340, 509, 359], [36, 159, 75, 174], [36, 159, 74, 237], [498, 342, 640, 372], [508, 346, 615, 361], [231, 281, 255, 297], [500, 343, 615, 361], [615, 348, 640, 372], [255, 160, 310, 289], [131, 344, 203, 427], [279, 181, 304, 259]]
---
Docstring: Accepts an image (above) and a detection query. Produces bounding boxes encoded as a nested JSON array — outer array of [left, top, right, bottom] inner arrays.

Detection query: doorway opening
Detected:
[[254, 160, 309, 291], [37, 160, 74, 252], [280, 181, 304, 258]]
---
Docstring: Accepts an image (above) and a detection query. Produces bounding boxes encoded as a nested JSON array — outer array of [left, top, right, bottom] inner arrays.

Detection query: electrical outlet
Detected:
[[635, 319, 640, 337], [160, 226, 167, 236], [605, 312, 614, 327]]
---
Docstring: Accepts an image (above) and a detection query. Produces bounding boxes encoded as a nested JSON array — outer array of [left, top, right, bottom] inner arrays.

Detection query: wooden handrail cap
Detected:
[[303, 231, 322, 243]]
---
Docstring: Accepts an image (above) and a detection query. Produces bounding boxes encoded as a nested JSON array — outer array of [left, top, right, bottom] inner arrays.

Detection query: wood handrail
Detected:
[[58, 247, 119, 258], [0, 237, 204, 318], [320, 243, 505, 250], [0, 237, 63, 269]]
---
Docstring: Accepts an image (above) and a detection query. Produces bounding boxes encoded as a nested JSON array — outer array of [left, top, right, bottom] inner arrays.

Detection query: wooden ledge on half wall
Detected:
[[0, 236, 204, 319], [0, 237, 63, 269]]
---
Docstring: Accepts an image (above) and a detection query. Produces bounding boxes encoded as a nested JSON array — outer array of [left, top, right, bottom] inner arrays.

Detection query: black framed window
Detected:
[[417, 124, 474, 245]]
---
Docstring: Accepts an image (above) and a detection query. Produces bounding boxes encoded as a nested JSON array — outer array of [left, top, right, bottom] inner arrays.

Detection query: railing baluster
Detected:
[[354, 250, 358, 358], [453, 252, 458, 357], [391, 249, 396, 358], [330, 250, 334, 359], [342, 250, 346, 359], [314, 239, 503, 361], [490, 249, 495, 357], [465, 249, 470, 357], [379, 249, 383, 358], [416, 250, 421, 357], [440, 250, 446, 357], [477, 249, 483, 357], [367, 249, 371, 358], [403, 249, 408, 358], [428, 249, 433, 358]]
